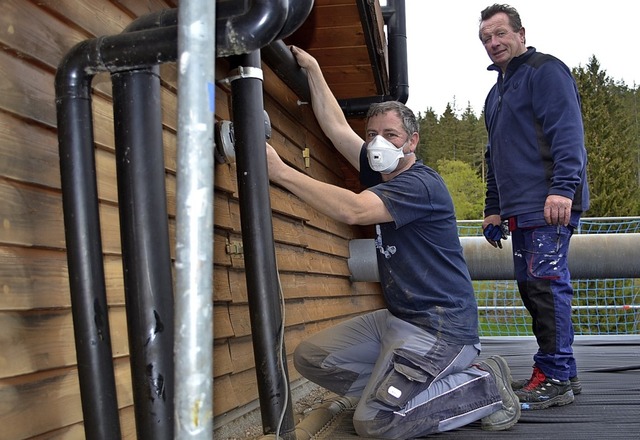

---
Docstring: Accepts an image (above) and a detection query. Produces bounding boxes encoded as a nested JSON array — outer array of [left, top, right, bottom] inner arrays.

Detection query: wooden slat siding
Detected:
[[220, 357, 305, 415], [228, 294, 383, 340], [306, 46, 372, 69], [295, 25, 367, 50], [214, 303, 235, 340], [271, 213, 308, 248], [214, 265, 232, 303], [228, 270, 362, 304], [265, 183, 313, 222], [0, 181, 65, 249], [258, 155, 356, 239], [267, 123, 349, 190], [214, 191, 235, 232], [213, 341, 234, 378], [0, 248, 125, 311], [303, 204, 357, 240], [159, 82, 179, 130], [262, 58, 367, 201], [0, 0, 387, 437], [0, 248, 69, 310], [0, 307, 129, 378], [262, 66, 354, 184], [32, 423, 87, 440], [303, 225, 350, 257], [34, 0, 134, 38], [261, 244, 351, 277], [260, 61, 332, 147], [0, 52, 56, 127], [225, 330, 309, 378], [322, 64, 377, 87], [214, 230, 233, 268], [326, 81, 379, 100], [0, 0, 89, 71], [213, 371, 244, 415], [0, 104, 175, 215], [261, 55, 370, 204], [0, 112, 60, 190], [0, 357, 136, 440], [110, 0, 178, 18], [308, 4, 361, 27]]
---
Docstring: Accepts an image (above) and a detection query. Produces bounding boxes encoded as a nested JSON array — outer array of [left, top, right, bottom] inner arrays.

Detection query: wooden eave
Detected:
[[284, 0, 388, 104]]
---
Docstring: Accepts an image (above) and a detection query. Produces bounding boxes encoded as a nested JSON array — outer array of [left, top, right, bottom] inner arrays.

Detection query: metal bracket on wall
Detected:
[[302, 147, 310, 168], [225, 239, 244, 255]]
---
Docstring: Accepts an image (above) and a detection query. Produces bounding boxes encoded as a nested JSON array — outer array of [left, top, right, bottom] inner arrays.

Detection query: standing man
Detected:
[[479, 4, 590, 410], [265, 46, 520, 438]]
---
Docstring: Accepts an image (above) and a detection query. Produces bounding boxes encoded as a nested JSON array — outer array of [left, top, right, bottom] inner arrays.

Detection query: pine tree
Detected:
[[574, 56, 640, 215], [416, 108, 438, 165]]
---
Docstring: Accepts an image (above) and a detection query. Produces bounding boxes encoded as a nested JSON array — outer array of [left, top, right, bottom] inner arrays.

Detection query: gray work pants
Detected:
[[294, 309, 502, 439]]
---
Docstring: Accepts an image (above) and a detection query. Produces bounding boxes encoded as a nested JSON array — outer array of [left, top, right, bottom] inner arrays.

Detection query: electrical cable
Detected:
[[275, 260, 289, 439]]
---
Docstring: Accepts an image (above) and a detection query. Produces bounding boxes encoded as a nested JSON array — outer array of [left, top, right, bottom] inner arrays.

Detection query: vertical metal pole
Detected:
[[174, 1, 215, 439]]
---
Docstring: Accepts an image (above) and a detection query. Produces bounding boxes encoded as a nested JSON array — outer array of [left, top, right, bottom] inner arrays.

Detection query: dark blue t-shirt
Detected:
[[360, 147, 479, 345]]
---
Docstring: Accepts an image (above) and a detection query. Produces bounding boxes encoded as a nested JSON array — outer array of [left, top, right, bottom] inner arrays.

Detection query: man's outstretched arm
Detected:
[[291, 45, 364, 170]]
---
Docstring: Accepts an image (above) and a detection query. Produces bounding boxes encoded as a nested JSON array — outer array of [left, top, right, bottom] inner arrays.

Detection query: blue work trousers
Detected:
[[511, 222, 577, 381]]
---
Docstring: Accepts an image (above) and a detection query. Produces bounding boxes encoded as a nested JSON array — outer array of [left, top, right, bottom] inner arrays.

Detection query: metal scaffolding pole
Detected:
[[174, 1, 215, 438]]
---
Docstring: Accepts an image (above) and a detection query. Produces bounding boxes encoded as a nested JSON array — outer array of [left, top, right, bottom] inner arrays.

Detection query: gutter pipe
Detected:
[[226, 50, 296, 439]]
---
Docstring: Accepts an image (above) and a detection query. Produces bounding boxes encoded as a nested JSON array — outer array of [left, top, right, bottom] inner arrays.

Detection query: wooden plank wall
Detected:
[[0, 0, 384, 438]]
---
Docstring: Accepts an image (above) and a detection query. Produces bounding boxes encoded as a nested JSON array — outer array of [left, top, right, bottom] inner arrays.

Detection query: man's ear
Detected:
[[410, 132, 420, 151]]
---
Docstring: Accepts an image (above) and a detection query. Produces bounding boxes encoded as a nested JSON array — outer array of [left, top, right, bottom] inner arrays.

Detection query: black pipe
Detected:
[[112, 67, 175, 440], [55, 39, 122, 440], [276, 0, 315, 40], [261, 40, 312, 104], [262, 0, 409, 118], [228, 51, 296, 439], [124, 0, 292, 55], [217, 0, 288, 57], [56, 2, 311, 438], [384, 0, 409, 104], [56, 26, 178, 440]]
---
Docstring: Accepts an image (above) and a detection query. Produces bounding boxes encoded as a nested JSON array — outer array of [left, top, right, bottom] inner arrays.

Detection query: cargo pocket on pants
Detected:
[[374, 349, 435, 409]]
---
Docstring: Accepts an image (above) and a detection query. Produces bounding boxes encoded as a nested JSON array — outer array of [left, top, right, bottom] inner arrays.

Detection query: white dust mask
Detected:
[[367, 135, 412, 174]]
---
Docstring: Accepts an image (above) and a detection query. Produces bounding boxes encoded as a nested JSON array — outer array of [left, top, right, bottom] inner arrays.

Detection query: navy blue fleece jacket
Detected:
[[484, 47, 590, 219]]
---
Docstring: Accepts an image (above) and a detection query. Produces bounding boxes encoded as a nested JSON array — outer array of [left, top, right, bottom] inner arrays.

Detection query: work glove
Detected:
[[483, 222, 508, 249]]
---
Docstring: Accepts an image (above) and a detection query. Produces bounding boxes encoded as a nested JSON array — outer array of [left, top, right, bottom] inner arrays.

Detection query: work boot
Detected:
[[514, 366, 574, 410], [477, 355, 521, 431], [512, 366, 582, 395]]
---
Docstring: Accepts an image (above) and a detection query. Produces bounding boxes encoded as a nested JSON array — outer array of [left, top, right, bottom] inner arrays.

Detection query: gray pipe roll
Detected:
[[349, 233, 640, 281]]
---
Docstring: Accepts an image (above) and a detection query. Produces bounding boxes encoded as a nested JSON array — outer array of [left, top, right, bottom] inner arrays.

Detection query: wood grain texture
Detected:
[[0, 0, 384, 437]]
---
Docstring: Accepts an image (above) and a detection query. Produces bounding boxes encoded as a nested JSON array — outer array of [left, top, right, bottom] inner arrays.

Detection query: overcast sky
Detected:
[[403, 1, 640, 116]]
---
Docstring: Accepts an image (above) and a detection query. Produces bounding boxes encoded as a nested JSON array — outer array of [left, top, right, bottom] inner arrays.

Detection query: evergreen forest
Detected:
[[414, 56, 640, 219]]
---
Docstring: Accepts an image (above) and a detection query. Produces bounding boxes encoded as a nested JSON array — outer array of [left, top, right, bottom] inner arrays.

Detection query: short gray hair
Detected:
[[366, 101, 419, 136], [479, 4, 523, 39]]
